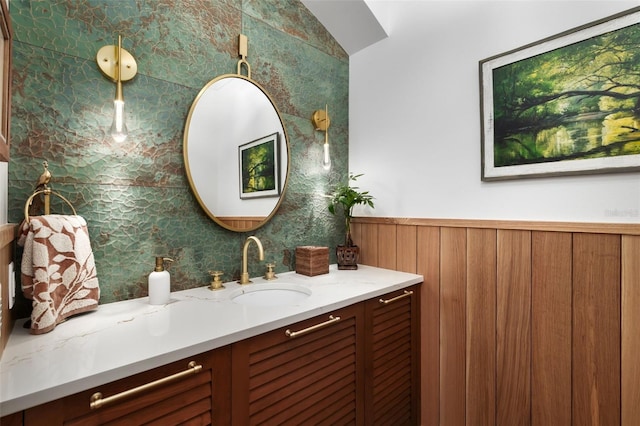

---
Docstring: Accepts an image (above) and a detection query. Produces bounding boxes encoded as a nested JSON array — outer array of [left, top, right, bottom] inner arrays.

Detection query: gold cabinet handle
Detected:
[[379, 290, 413, 305], [89, 361, 203, 410], [285, 315, 341, 338]]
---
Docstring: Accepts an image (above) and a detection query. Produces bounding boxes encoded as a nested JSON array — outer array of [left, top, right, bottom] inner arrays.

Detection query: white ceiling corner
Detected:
[[300, 0, 389, 56]]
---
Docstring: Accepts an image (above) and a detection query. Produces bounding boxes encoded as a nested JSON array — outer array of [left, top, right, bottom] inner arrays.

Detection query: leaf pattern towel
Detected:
[[18, 215, 100, 334]]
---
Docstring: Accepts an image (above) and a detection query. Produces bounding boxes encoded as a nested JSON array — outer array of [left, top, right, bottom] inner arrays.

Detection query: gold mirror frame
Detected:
[[183, 74, 290, 232]]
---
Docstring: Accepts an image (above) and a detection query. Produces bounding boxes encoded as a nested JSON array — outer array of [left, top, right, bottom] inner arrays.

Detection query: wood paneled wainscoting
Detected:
[[0, 223, 15, 358], [351, 217, 640, 426]]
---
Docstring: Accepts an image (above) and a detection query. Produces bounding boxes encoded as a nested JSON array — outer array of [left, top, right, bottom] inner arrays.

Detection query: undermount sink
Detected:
[[230, 282, 312, 307]]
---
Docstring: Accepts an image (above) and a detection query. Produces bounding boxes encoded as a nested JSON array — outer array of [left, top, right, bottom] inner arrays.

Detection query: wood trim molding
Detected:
[[0, 0, 12, 162], [352, 217, 640, 235], [0, 223, 15, 249]]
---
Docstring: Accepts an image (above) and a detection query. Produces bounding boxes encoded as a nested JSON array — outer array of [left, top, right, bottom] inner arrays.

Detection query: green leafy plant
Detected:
[[328, 173, 375, 247]]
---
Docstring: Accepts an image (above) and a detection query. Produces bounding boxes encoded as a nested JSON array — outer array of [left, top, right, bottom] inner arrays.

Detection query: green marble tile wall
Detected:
[[7, 0, 349, 312]]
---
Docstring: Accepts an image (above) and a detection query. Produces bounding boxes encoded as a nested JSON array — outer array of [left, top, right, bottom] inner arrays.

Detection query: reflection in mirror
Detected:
[[184, 75, 289, 232]]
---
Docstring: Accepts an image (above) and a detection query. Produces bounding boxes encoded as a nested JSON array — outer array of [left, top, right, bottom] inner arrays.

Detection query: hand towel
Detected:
[[18, 215, 100, 334]]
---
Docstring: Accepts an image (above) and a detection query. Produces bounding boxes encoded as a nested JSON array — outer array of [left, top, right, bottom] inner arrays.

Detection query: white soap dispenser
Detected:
[[148, 257, 173, 305]]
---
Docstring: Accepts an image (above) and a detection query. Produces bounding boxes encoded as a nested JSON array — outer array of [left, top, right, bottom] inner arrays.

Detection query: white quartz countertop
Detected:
[[0, 265, 422, 415]]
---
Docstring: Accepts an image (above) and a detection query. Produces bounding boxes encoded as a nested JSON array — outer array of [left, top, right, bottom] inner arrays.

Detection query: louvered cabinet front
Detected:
[[14, 285, 420, 426], [364, 286, 420, 426], [232, 304, 365, 425], [23, 346, 231, 426]]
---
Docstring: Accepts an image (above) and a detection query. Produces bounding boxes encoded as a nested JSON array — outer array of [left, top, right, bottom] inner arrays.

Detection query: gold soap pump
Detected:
[[148, 257, 174, 305]]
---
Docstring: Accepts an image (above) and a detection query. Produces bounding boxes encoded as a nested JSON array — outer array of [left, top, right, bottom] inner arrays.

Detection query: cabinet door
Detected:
[[0, 412, 23, 426], [364, 286, 420, 425], [232, 304, 365, 425], [24, 346, 231, 425]]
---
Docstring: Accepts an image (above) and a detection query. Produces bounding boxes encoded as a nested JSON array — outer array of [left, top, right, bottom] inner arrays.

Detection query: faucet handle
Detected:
[[264, 263, 277, 281], [208, 270, 225, 290]]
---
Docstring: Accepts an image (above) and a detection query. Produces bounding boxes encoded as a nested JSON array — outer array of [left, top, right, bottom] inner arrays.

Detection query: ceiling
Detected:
[[300, 0, 388, 55]]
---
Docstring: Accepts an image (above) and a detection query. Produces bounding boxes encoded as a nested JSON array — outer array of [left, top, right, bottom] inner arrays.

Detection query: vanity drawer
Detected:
[[23, 346, 231, 426]]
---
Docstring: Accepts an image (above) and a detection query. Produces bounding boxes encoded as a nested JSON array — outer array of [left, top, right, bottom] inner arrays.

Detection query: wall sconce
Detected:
[[312, 105, 331, 170], [96, 35, 137, 142]]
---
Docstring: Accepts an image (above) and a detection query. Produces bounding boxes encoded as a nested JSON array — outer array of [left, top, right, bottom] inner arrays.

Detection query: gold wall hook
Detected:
[[237, 34, 251, 78]]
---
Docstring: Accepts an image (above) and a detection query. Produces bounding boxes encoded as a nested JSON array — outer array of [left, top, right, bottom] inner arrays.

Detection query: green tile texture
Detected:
[[8, 0, 349, 311]]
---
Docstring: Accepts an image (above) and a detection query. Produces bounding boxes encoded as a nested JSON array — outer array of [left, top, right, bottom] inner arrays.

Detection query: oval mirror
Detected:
[[184, 74, 289, 232]]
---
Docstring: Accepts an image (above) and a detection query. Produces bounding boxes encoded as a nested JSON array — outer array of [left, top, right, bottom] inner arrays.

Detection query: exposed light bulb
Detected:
[[322, 141, 331, 170], [110, 35, 128, 143], [321, 104, 331, 170], [110, 98, 128, 142]]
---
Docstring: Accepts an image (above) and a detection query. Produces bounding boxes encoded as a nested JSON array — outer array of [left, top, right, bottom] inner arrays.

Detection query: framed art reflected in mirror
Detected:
[[239, 132, 281, 200], [0, 0, 12, 163]]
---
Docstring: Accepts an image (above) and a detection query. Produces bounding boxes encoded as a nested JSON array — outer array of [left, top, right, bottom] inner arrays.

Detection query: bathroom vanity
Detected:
[[0, 265, 422, 425]]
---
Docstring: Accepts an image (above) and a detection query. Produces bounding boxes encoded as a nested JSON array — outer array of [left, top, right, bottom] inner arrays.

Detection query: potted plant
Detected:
[[328, 173, 375, 269]]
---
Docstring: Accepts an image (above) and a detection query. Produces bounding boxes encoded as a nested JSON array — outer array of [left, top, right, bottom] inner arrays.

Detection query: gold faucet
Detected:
[[239, 236, 264, 284]]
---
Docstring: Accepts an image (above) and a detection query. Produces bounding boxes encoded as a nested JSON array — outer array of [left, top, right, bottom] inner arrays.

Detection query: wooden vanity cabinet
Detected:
[[364, 286, 420, 425], [8, 283, 421, 425], [231, 303, 366, 425], [22, 345, 231, 426]]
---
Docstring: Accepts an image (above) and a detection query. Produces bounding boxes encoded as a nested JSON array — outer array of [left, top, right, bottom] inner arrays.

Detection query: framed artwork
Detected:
[[480, 7, 640, 180], [239, 132, 280, 199], [0, 0, 12, 163]]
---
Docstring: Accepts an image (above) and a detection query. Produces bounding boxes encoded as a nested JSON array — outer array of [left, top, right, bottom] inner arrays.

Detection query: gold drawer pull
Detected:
[[285, 315, 341, 338], [379, 290, 413, 305], [89, 361, 203, 410]]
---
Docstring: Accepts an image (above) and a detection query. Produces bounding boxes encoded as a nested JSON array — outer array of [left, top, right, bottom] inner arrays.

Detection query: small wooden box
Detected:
[[296, 246, 329, 276]]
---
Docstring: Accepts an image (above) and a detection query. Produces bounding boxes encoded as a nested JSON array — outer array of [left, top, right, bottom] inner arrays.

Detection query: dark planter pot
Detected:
[[336, 245, 359, 270]]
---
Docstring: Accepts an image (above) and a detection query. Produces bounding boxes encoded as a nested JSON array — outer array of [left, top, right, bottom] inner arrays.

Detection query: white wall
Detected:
[[350, 1, 640, 223]]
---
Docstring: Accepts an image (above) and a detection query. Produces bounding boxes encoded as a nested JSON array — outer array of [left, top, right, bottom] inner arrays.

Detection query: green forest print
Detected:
[[492, 22, 640, 167], [241, 138, 276, 194]]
